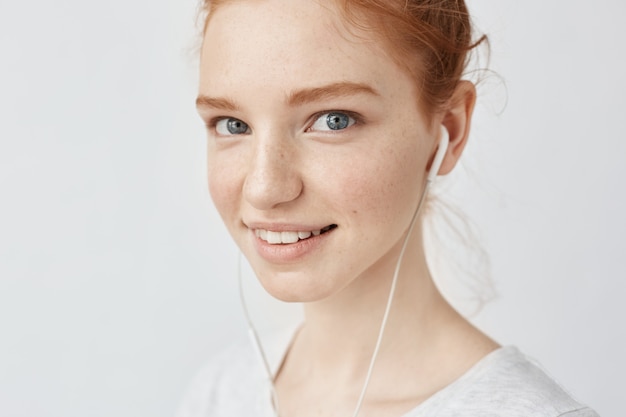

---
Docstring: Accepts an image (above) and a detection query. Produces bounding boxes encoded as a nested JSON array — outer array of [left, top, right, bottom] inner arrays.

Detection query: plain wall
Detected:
[[0, 0, 623, 416]]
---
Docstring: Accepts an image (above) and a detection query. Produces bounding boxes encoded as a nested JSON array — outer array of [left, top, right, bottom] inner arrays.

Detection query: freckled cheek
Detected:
[[332, 154, 419, 226], [207, 159, 242, 223]]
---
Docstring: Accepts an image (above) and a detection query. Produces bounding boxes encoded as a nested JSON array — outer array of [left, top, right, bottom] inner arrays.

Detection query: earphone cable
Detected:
[[238, 251, 281, 416]]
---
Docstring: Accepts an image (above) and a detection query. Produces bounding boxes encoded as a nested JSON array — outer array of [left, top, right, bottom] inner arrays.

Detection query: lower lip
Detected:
[[251, 230, 334, 264]]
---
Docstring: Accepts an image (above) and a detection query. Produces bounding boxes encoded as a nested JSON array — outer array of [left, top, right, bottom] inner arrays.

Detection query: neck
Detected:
[[293, 223, 454, 375], [272, 223, 499, 417]]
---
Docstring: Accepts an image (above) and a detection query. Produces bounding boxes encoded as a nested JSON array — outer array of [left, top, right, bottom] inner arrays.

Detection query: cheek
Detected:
[[207, 152, 242, 222], [330, 143, 423, 225]]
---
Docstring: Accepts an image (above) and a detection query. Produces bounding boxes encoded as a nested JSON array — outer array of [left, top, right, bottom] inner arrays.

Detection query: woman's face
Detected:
[[198, 0, 437, 302]]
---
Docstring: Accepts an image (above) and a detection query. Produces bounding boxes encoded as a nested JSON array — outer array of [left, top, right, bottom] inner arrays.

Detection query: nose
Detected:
[[243, 133, 303, 210]]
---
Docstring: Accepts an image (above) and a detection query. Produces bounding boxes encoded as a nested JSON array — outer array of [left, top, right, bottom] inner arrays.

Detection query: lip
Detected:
[[245, 221, 333, 232], [245, 222, 337, 264]]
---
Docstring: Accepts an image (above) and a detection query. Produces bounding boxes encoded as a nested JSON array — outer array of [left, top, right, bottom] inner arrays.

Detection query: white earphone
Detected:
[[239, 126, 451, 417], [427, 126, 450, 183]]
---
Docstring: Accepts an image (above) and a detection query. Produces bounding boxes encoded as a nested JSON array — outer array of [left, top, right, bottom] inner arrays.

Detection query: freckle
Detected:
[[352, 210, 358, 214]]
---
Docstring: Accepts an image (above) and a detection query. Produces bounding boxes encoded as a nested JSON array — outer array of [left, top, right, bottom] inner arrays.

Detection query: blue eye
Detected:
[[215, 118, 250, 135], [310, 112, 356, 131]]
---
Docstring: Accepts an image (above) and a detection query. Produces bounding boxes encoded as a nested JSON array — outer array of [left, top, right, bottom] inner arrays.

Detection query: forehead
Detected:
[[199, 0, 412, 100]]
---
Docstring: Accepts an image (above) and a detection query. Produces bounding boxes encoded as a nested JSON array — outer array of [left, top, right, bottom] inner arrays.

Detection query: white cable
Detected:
[[351, 128, 449, 417], [238, 252, 281, 416]]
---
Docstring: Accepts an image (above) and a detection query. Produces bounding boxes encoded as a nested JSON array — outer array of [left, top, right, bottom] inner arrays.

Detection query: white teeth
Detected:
[[255, 229, 268, 240], [255, 228, 326, 244], [298, 231, 312, 239], [281, 231, 299, 244], [267, 231, 282, 244]]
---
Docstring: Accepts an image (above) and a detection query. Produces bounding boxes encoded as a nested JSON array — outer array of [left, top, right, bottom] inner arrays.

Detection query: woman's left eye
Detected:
[[309, 112, 356, 132]]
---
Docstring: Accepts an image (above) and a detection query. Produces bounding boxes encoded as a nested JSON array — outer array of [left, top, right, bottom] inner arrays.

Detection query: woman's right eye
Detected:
[[214, 118, 250, 135]]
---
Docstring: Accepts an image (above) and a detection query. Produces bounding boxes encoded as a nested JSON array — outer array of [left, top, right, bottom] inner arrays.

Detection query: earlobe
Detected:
[[437, 80, 477, 176]]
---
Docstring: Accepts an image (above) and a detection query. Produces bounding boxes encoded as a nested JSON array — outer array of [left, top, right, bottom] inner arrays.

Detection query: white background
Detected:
[[0, 0, 624, 416]]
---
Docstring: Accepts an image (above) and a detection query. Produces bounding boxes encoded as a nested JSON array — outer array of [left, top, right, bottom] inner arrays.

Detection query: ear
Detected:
[[437, 81, 476, 176]]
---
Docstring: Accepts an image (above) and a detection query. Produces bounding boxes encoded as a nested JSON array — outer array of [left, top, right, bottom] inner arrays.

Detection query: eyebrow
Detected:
[[195, 96, 239, 111], [287, 82, 380, 106], [196, 82, 379, 111]]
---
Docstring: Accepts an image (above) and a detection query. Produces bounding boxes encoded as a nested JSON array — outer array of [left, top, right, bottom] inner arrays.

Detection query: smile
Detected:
[[254, 225, 337, 245]]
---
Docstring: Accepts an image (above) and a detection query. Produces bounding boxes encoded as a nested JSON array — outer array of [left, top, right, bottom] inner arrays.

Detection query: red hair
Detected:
[[200, 0, 486, 120]]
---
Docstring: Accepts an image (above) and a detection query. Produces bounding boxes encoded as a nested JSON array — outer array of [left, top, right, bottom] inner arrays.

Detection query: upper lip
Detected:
[[244, 221, 335, 232]]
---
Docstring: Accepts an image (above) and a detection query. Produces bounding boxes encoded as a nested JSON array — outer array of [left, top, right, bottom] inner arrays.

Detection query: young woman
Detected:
[[178, 0, 599, 416]]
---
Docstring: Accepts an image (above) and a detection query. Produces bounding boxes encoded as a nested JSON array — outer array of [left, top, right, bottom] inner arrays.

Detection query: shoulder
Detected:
[[175, 329, 295, 417], [412, 346, 599, 417], [175, 338, 265, 417]]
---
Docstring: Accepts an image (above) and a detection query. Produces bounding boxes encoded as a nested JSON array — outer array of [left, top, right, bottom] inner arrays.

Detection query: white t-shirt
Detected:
[[177, 331, 598, 417]]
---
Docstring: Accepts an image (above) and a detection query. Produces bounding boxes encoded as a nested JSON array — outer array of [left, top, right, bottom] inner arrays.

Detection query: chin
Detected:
[[254, 269, 336, 303]]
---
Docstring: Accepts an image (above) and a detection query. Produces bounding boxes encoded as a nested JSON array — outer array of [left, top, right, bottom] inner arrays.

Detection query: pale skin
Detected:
[[197, 0, 499, 416]]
